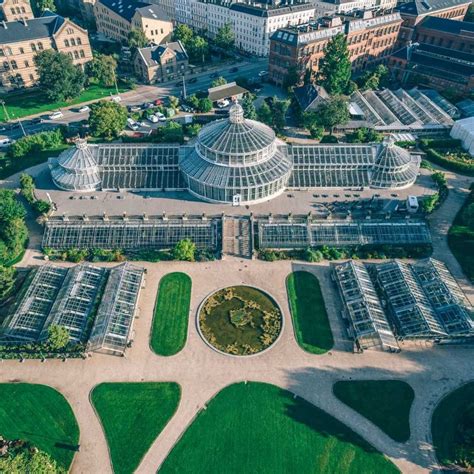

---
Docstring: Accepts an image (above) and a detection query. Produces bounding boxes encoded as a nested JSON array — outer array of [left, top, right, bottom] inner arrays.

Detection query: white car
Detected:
[[147, 114, 159, 123], [139, 121, 151, 128], [78, 105, 90, 113], [0, 138, 14, 148], [110, 96, 122, 103], [155, 112, 166, 122], [49, 111, 63, 120], [217, 99, 230, 108], [126, 118, 138, 131], [258, 70, 269, 78]]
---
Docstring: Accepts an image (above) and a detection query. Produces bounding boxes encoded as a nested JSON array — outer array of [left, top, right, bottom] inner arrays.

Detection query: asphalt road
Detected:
[[2, 57, 268, 140]]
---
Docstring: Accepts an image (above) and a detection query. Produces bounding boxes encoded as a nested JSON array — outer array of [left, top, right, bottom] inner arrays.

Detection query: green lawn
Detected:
[[150, 272, 192, 356], [0, 383, 79, 469], [333, 380, 414, 443], [286, 271, 334, 354], [0, 145, 68, 180], [91, 382, 181, 474], [432, 381, 474, 467], [0, 83, 130, 121], [159, 382, 399, 474]]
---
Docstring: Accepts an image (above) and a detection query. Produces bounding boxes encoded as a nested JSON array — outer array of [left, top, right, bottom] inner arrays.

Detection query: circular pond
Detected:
[[198, 286, 283, 356]]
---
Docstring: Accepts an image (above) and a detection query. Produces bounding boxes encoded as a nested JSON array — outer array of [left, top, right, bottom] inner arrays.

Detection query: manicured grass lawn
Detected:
[[0, 145, 68, 180], [286, 271, 334, 354], [151, 272, 192, 356], [91, 382, 181, 474], [333, 380, 414, 442], [0, 383, 79, 469], [432, 381, 474, 467], [159, 382, 399, 474], [0, 83, 130, 121]]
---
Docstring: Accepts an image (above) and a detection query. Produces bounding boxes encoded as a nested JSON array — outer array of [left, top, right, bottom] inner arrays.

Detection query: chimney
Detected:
[[22, 18, 27, 26]]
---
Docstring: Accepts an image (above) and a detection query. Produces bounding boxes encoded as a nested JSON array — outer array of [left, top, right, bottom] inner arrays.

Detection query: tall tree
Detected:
[[318, 33, 351, 95], [272, 97, 290, 132], [31, 0, 56, 15], [127, 28, 148, 49], [317, 95, 350, 133], [88, 100, 127, 139], [257, 102, 272, 126], [173, 24, 194, 44], [188, 35, 208, 64], [34, 50, 85, 102], [86, 54, 117, 87], [283, 66, 300, 90], [215, 23, 235, 50], [241, 94, 256, 120]]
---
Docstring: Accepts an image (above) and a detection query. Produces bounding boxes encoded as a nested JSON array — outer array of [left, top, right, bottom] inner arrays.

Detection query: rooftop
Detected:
[[0, 12, 65, 43], [99, 0, 169, 22], [137, 41, 188, 68], [398, 0, 470, 16], [418, 15, 474, 34]]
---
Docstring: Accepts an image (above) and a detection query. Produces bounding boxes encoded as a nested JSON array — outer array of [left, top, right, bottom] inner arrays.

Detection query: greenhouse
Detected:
[[42, 215, 219, 251], [88, 263, 144, 355], [48, 103, 421, 204], [332, 261, 398, 351]]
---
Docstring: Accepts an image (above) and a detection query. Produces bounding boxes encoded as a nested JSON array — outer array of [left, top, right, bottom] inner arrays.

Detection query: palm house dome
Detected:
[[181, 102, 292, 204], [370, 136, 419, 189]]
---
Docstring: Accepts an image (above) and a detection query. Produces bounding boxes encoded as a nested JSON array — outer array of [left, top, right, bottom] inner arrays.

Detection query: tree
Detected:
[[211, 76, 227, 88], [86, 54, 117, 87], [257, 102, 272, 126], [187, 94, 200, 109], [188, 36, 208, 64], [0, 264, 15, 300], [127, 28, 148, 49], [272, 97, 290, 132], [198, 97, 213, 113], [241, 94, 256, 119], [34, 50, 85, 102], [88, 100, 127, 139], [283, 66, 300, 90], [0, 189, 27, 222], [318, 33, 351, 95], [173, 238, 196, 261], [173, 24, 194, 44], [169, 95, 180, 110], [462, 203, 474, 228], [317, 96, 349, 133], [47, 325, 70, 350], [215, 23, 235, 50], [358, 64, 389, 91], [159, 121, 184, 142], [31, 0, 56, 15]]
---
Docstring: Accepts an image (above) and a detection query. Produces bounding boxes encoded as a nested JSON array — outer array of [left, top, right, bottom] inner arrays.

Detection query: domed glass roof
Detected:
[[196, 103, 277, 166]]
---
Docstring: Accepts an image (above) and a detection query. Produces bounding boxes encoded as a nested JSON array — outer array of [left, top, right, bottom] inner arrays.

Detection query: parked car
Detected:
[[126, 118, 138, 131], [0, 137, 14, 148], [78, 105, 90, 113], [155, 112, 166, 122], [154, 98, 163, 106], [216, 99, 230, 108], [138, 121, 151, 128], [258, 70, 269, 78], [128, 105, 141, 113], [49, 111, 63, 120], [143, 102, 155, 109], [229, 67, 238, 73], [188, 77, 198, 84], [147, 114, 159, 123]]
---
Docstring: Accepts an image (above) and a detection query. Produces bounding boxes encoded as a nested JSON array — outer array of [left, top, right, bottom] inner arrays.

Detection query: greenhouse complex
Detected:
[[333, 259, 474, 351], [0, 263, 144, 356], [49, 103, 421, 204]]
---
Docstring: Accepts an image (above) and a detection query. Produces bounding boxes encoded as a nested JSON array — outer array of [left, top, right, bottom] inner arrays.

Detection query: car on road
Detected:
[[126, 118, 139, 131], [0, 138, 14, 148], [147, 114, 159, 123], [258, 70, 269, 78], [188, 77, 198, 83], [229, 67, 238, 73], [49, 111, 63, 120], [128, 105, 141, 113], [210, 72, 219, 78], [78, 105, 90, 113], [216, 99, 230, 108]]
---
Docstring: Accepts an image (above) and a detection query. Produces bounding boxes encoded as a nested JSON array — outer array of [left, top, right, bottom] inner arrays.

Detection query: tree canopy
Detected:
[[173, 239, 196, 261], [31, 0, 56, 15], [127, 28, 148, 49], [211, 77, 227, 88], [241, 94, 256, 120], [318, 33, 351, 95], [316, 96, 350, 132], [357, 65, 389, 91], [88, 100, 127, 139], [48, 325, 70, 350], [0, 264, 15, 301], [173, 24, 208, 64], [86, 54, 117, 87], [34, 50, 85, 102], [214, 23, 235, 50]]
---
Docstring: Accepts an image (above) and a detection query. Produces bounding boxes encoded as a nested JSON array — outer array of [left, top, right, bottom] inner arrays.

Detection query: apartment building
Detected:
[[269, 9, 402, 86], [312, 0, 397, 17], [134, 41, 188, 83], [0, 0, 34, 22], [396, 0, 470, 47], [94, 0, 173, 44], [0, 12, 92, 89], [147, 0, 177, 21]]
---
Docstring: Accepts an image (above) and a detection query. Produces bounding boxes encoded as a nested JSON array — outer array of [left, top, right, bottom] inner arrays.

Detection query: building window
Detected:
[[37, 42, 43, 50], [0, 49, 4, 57], [77, 37, 82, 45], [29, 74, 34, 81], [5, 47, 11, 55], [74, 50, 79, 59], [24, 60, 29, 67], [71, 38, 76, 46], [64, 39, 70, 47], [19, 47, 24, 54], [66, 27, 74, 34], [11, 60, 17, 70], [80, 49, 85, 58], [68, 52, 72, 58], [30, 43, 36, 52], [3, 61, 9, 70]]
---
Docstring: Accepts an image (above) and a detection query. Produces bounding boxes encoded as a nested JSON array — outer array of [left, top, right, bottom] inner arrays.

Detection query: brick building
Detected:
[[94, 0, 173, 45], [0, 0, 33, 22], [269, 9, 402, 87], [134, 41, 188, 83], [396, 0, 470, 47], [0, 12, 93, 89]]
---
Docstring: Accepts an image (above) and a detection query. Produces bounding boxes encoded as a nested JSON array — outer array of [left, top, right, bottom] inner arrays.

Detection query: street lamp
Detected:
[[0, 100, 10, 122]]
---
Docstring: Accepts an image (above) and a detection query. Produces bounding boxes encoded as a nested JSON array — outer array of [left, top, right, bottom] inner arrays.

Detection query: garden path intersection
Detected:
[[0, 259, 473, 474]]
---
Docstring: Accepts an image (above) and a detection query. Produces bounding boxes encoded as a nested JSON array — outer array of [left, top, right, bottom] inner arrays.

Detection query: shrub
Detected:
[[33, 200, 52, 215], [9, 130, 64, 159], [173, 239, 196, 261], [320, 135, 338, 144], [420, 139, 474, 176]]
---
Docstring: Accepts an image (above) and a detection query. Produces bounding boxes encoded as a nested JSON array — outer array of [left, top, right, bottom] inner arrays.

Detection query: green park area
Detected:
[[0, 83, 129, 122], [150, 272, 192, 356], [0, 383, 79, 469], [91, 382, 181, 474], [159, 382, 399, 474], [432, 382, 474, 469], [333, 380, 415, 442], [286, 271, 334, 354]]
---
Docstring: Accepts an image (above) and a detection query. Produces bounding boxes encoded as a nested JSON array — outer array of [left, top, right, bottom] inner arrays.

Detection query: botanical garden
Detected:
[[198, 286, 283, 356]]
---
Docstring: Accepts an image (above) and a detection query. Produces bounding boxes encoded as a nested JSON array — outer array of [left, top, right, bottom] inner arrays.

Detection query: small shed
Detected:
[[208, 82, 248, 102]]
